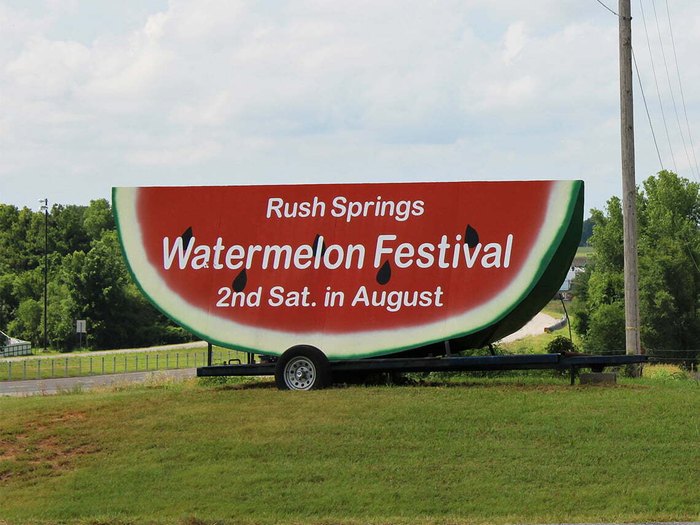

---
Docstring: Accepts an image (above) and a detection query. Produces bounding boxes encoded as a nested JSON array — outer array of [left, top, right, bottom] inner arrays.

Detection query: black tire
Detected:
[[275, 346, 331, 391]]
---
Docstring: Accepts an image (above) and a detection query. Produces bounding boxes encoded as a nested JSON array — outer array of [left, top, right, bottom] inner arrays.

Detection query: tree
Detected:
[[573, 171, 700, 364], [62, 231, 131, 348], [83, 199, 114, 240], [50, 204, 90, 255], [62, 231, 190, 349], [584, 303, 625, 355], [7, 298, 42, 345], [637, 171, 700, 358], [1, 198, 190, 351], [0, 205, 44, 273]]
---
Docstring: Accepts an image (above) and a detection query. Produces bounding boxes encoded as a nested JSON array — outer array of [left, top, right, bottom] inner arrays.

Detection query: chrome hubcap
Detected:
[[284, 357, 317, 390]]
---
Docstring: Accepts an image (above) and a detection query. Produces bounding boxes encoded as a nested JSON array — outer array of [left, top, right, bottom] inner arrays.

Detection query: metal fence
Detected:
[[0, 348, 245, 382], [643, 349, 699, 369]]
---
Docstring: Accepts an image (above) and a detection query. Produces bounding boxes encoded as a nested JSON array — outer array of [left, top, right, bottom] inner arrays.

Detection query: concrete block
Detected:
[[580, 372, 617, 385]]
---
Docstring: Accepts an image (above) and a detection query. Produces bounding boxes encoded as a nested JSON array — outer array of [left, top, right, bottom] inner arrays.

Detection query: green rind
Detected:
[[486, 180, 584, 343]]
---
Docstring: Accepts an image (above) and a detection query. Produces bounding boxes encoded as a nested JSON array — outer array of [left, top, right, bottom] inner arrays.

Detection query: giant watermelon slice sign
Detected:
[[113, 180, 583, 359]]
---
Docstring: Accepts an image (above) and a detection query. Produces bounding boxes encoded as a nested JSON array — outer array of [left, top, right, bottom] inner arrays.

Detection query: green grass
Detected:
[[498, 331, 561, 354], [540, 298, 566, 319], [575, 245, 593, 259], [0, 347, 247, 382], [498, 330, 582, 355], [1, 378, 698, 524]]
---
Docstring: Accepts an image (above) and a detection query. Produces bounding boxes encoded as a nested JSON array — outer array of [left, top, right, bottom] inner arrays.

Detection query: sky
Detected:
[[1, 0, 699, 215]]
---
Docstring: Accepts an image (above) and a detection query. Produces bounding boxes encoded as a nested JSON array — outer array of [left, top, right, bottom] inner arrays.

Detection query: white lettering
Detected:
[[163, 236, 195, 270]]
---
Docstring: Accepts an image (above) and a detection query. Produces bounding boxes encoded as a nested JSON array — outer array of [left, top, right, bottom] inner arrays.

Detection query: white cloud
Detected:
[[5, 36, 90, 96], [0, 0, 699, 212], [127, 139, 222, 166], [502, 21, 527, 65]]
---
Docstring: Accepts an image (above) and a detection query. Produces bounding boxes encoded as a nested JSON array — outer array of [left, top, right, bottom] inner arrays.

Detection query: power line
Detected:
[[647, 357, 700, 362], [595, 0, 619, 17], [646, 348, 700, 353], [632, 48, 664, 171], [639, 0, 676, 172], [652, 0, 694, 178], [595, 0, 697, 180], [664, 0, 700, 180]]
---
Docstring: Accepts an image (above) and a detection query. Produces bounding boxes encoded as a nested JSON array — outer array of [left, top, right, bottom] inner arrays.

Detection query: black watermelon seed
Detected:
[[181, 226, 194, 247], [312, 234, 327, 257], [232, 269, 247, 292], [465, 224, 479, 247], [376, 260, 391, 285]]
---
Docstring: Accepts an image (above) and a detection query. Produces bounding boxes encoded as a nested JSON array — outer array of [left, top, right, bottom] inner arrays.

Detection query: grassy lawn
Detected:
[[540, 298, 566, 319], [575, 246, 593, 259], [498, 328, 582, 355], [0, 346, 246, 382], [1, 377, 698, 524]]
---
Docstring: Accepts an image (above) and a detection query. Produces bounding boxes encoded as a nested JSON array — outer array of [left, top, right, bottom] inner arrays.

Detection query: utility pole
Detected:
[[619, 0, 642, 368], [40, 198, 49, 351]]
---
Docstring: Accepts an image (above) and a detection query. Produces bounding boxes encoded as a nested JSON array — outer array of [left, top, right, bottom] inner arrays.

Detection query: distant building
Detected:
[[0, 329, 32, 358], [559, 266, 584, 299]]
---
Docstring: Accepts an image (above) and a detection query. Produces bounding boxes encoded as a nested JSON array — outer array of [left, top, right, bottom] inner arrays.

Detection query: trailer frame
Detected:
[[197, 350, 647, 387]]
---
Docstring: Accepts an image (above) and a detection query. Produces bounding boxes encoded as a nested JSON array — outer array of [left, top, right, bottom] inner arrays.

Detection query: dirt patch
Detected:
[[0, 410, 98, 483]]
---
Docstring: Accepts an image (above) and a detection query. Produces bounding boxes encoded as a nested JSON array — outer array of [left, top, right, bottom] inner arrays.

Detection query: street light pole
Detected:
[[39, 198, 48, 351]]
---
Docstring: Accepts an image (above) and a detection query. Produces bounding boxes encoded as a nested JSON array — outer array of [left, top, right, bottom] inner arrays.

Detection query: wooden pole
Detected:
[[619, 0, 642, 368]]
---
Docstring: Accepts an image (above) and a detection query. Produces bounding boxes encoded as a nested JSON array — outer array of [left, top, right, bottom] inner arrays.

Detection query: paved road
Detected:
[[497, 312, 559, 343], [0, 368, 196, 397]]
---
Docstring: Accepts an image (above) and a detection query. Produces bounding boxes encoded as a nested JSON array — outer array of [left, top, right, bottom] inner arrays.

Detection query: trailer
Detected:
[[197, 348, 647, 389], [113, 179, 643, 390]]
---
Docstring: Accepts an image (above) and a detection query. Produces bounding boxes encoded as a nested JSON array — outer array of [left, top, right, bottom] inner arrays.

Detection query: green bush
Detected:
[[545, 335, 578, 354]]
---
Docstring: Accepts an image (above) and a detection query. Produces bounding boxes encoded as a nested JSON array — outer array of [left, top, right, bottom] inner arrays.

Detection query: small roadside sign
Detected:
[[76, 320, 87, 334]]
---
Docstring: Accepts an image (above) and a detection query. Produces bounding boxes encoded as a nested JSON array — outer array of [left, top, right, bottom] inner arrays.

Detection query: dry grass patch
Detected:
[[0, 410, 99, 482]]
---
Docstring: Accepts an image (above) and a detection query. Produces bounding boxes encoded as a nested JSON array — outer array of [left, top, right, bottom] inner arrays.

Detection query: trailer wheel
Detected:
[[275, 346, 331, 391]]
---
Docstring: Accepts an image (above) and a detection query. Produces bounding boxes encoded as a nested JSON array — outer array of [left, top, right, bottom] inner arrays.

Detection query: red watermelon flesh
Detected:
[[114, 180, 583, 359]]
